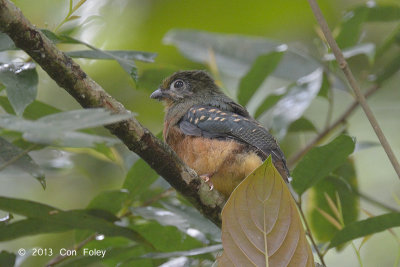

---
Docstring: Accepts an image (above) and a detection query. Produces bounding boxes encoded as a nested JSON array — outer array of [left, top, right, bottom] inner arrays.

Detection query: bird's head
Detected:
[[150, 70, 221, 106]]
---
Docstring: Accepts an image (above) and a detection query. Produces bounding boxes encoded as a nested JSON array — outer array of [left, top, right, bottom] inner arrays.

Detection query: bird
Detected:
[[150, 70, 289, 198]]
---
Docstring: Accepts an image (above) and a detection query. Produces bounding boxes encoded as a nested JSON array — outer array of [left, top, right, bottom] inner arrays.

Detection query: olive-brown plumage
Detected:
[[151, 70, 289, 197]]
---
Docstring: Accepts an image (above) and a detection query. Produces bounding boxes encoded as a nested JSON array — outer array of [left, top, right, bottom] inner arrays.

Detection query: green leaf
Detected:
[[131, 221, 203, 252], [336, 4, 400, 48], [324, 43, 376, 64], [0, 109, 132, 147], [329, 213, 400, 248], [376, 53, 400, 84], [0, 33, 16, 51], [0, 251, 16, 267], [0, 136, 45, 189], [307, 160, 359, 242], [317, 73, 330, 99], [291, 135, 356, 195], [0, 63, 38, 116], [0, 196, 140, 241], [23, 100, 60, 119], [287, 117, 317, 133], [122, 159, 159, 200], [254, 92, 285, 119], [87, 190, 129, 215], [237, 51, 284, 106]]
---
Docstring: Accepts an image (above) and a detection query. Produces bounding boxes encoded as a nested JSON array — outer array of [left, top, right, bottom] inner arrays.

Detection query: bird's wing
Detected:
[[178, 105, 289, 174]]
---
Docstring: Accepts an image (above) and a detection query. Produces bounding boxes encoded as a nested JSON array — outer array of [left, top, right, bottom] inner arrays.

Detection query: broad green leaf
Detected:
[[0, 109, 131, 147], [317, 73, 330, 99], [0, 136, 45, 189], [287, 117, 317, 133], [87, 190, 129, 215], [23, 100, 60, 119], [238, 52, 284, 106], [292, 135, 356, 195], [0, 196, 139, 241], [0, 251, 16, 267], [219, 157, 314, 266], [122, 158, 159, 200], [329, 213, 400, 248], [254, 92, 285, 119], [307, 160, 359, 242], [336, 4, 400, 48], [0, 63, 38, 116], [131, 221, 203, 252]]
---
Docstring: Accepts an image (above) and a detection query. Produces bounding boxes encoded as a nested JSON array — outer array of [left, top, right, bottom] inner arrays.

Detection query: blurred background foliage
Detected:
[[0, 0, 399, 266]]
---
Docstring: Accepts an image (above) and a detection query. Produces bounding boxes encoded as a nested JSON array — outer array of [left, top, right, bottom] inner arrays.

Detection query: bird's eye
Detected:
[[172, 80, 184, 89]]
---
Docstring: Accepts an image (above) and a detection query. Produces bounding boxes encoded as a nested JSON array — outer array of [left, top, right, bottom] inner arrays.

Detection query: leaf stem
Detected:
[[307, 0, 400, 180], [296, 198, 326, 266]]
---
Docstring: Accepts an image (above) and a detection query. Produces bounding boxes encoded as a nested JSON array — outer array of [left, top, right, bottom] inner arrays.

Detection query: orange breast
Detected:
[[165, 126, 263, 197]]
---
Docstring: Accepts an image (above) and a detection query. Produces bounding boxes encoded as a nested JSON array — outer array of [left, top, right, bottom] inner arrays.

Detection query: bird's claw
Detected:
[[200, 174, 214, 191]]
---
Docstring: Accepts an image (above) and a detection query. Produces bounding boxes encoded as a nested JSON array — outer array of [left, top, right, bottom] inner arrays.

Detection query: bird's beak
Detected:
[[150, 88, 165, 100]]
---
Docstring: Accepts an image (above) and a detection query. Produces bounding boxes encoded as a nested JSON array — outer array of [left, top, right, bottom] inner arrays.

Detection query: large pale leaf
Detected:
[[219, 157, 314, 267], [238, 51, 284, 106], [0, 136, 45, 189], [307, 159, 359, 242], [0, 109, 131, 147], [292, 135, 355, 196], [329, 213, 400, 248], [0, 63, 38, 116]]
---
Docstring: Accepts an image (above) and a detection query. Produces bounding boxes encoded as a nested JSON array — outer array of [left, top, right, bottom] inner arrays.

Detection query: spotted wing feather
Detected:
[[179, 105, 289, 177]]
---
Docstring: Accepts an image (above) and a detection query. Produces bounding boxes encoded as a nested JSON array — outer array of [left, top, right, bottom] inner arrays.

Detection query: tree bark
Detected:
[[0, 0, 225, 226]]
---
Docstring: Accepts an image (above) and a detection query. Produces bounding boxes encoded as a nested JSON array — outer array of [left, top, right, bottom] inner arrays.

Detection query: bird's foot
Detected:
[[200, 173, 214, 191]]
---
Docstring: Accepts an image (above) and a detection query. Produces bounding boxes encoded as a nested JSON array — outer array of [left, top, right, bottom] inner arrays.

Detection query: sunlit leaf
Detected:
[[329, 213, 400, 248], [0, 196, 139, 241], [219, 157, 314, 266], [307, 160, 359, 242], [238, 51, 284, 106], [292, 135, 355, 196], [0, 251, 15, 267], [0, 63, 38, 116], [0, 137, 45, 189]]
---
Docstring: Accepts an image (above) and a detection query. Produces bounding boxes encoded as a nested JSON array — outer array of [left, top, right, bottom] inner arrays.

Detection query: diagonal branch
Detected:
[[0, 0, 225, 226], [307, 0, 400, 179]]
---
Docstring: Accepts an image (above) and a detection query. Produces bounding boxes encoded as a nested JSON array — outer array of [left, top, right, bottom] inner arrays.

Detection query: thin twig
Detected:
[[289, 85, 379, 166], [46, 234, 96, 266], [307, 0, 400, 179], [296, 199, 326, 266]]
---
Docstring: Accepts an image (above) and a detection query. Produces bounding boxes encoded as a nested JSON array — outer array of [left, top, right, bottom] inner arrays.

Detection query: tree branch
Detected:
[[0, 0, 225, 226], [307, 0, 400, 179]]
